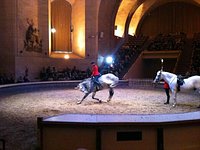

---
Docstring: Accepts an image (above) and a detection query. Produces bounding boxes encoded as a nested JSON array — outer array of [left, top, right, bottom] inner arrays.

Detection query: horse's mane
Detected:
[[82, 77, 91, 82], [162, 71, 176, 77]]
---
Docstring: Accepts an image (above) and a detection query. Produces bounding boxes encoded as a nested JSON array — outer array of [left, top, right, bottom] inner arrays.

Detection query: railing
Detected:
[[141, 50, 181, 59]]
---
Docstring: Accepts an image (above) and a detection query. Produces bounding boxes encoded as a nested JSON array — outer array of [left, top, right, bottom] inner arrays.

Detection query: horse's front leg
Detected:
[[107, 88, 114, 102], [172, 90, 177, 107], [92, 91, 101, 103], [77, 92, 90, 104], [198, 89, 200, 108]]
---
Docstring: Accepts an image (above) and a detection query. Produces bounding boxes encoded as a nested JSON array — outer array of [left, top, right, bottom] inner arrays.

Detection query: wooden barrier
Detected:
[[38, 113, 200, 150]]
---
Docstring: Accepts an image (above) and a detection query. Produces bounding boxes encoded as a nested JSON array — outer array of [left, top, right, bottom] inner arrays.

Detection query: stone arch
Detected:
[[136, 1, 200, 37], [128, 0, 200, 36]]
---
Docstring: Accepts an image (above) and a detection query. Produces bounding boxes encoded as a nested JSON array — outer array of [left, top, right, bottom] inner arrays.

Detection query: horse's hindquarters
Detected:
[[100, 74, 119, 87]]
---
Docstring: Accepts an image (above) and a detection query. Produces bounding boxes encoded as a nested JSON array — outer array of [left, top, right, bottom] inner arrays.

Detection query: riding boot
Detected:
[[95, 80, 102, 90], [164, 97, 170, 104], [164, 101, 169, 104], [177, 85, 180, 91], [95, 85, 99, 90]]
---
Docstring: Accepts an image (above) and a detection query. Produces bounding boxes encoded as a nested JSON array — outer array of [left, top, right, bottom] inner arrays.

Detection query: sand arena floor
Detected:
[[0, 87, 200, 150]]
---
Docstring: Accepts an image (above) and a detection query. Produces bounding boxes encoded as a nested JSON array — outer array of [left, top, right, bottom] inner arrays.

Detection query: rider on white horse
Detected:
[[75, 73, 119, 104], [91, 61, 102, 90]]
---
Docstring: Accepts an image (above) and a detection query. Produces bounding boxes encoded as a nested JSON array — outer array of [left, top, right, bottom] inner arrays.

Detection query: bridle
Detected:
[[156, 58, 163, 83], [155, 70, 162, 83]]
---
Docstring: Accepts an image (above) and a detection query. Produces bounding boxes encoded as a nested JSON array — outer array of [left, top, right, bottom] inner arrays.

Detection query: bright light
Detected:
[[51, 28, 56, 33], [64, 54, 70, 59], [106, 56, 113, 64]]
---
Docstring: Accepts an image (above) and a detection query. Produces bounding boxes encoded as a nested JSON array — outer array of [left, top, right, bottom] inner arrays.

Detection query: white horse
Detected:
[[153, 70, 200, 107], [75, 73, 119, 104]]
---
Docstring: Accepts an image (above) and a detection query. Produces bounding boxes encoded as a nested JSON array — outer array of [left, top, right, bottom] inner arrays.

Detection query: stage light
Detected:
[[51, 28, 56, 33], [106, 56, 113, 64], [64, 54, 70, 59]]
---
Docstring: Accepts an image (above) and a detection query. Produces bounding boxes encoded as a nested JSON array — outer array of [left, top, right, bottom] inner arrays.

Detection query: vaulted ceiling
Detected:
[[114, 0, 200, 37]]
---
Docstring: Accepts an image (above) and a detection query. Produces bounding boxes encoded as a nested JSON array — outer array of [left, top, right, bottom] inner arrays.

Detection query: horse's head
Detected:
[[75, 78, 92, 94], [153, 70, 163, 83]]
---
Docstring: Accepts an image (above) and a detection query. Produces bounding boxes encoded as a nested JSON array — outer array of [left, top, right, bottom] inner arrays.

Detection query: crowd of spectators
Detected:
[[39, 66, 91, 81], [190, 32, 200, 75], [147, 32, 186, 51], [1, 66, 91, 84], [0, 74, 15, 85], [0, 67, 30, 85]]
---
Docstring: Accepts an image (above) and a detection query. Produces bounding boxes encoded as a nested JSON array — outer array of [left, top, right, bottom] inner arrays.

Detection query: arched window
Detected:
[[51, 0, 72, 53]]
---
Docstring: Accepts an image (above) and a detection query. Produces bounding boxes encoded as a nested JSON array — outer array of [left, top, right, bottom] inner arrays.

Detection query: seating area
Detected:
[[100, 35, 148, 79], [147, 32, 186, 51], [36, 32, 200, 81], [0, 74, 15, 85], [190, 32, 200, 75], [39, 66, 91, 81], [1, 33, 199, 84]]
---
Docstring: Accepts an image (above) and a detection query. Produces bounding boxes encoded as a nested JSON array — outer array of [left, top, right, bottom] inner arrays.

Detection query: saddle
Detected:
[[177, 75, 185, 86], [177, 75, 185, 91]]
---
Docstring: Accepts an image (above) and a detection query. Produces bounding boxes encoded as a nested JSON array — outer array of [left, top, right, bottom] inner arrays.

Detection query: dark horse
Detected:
[[75, 73, 119, 104]]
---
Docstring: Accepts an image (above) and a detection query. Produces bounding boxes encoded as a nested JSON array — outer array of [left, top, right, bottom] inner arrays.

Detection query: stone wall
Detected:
[[14, 0, 100, 81], [0, 0, 16, 75], [0, 0, 119, 81]]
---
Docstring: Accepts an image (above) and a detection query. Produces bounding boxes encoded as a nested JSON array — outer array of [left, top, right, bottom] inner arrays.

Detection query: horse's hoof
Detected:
[[172, 104, 176, 107], [77, 101, 81, 104], [99, 100, 102, 103], [107, 99, 111, 102]]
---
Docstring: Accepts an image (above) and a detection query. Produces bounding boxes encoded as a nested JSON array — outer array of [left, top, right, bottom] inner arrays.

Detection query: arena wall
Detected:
[[38, 113, 200, 150]]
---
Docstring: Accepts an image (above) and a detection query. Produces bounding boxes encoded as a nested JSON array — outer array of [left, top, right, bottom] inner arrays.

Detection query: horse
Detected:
[[153, 70, 200, 107], [75, 73, 119, 104]]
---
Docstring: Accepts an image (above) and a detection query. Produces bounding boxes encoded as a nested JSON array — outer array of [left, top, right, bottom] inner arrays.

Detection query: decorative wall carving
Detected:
[[24, 18, 42, 52]]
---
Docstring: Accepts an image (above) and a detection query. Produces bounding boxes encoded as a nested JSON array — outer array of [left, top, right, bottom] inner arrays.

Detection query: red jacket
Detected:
[[92, 64, 100, 76], [164, 81, 170, 89]]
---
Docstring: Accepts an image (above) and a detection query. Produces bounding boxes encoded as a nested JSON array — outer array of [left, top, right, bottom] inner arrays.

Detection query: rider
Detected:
[[164, 81, 170, 104], [91, 61, 102, 90]]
